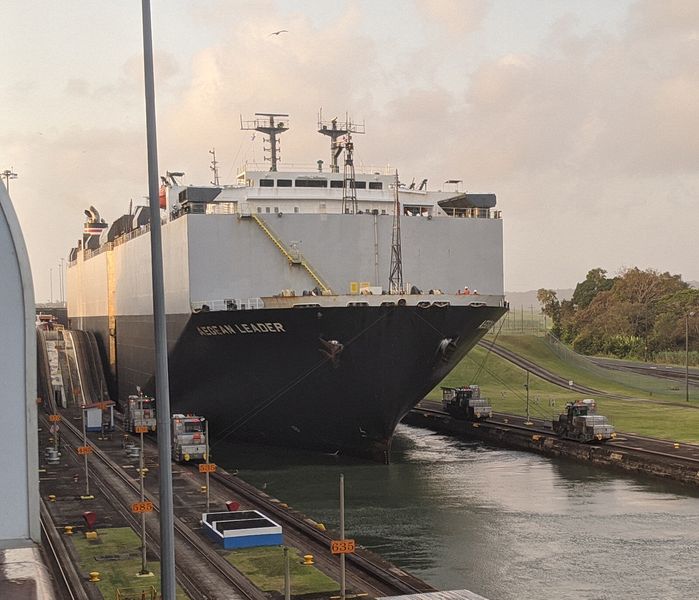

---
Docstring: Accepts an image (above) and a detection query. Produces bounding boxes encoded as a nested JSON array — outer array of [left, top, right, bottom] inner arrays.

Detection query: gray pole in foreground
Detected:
[[205, 419, 210, 514], [687, 312, 695, 403], [284, 546, 291, 600], [339, 473, 346, 600], [140, 1, 176, 597], [524, 370, 532, 425]]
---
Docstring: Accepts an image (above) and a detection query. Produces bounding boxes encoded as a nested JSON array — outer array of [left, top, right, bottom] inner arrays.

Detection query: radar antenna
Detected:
[[388, 171, 404, 294], [317, 110, 365, 174], [209, 148, 220, 186], [240, 113, 290, 171]]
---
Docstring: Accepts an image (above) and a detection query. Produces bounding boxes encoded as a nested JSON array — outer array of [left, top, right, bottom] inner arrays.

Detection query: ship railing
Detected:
[[191, 298, 264, 313], [82, 241, 113, 261], [238, 161, 396, 177], [112, 224, 152, 247], [205, 202, 237, 215], [442, 208, 502, 219]]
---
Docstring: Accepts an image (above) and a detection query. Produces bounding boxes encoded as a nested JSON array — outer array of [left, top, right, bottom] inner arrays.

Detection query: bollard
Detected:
[[73, 473, 79, 483], [85, 531, 98, 540], [303, 554, 314, 566], [674, 443, 680, 449], [226, 501, 240, 512], [315, 523, 326, 532], [88, 571, 100, 582], [64, 525, 74, 536], [200, 485, 207, 493], [48, 495, 56, 503]]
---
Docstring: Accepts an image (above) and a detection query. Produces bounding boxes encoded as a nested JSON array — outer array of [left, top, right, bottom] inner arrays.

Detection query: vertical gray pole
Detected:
[[82, 407, 91, 498], [686, 314, 690, 403], [139, 430, 149, 575], [205, 419, 210, 514], [140, 2, 176, 597], [524, 371, 532, 425], [284, 546, 291, 600], [339, 473, 346, 600], [373, 213, 379, 286]]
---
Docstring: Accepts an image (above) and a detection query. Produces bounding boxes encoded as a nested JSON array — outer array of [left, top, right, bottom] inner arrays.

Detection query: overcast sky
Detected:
[[2, 0, 698, 302]]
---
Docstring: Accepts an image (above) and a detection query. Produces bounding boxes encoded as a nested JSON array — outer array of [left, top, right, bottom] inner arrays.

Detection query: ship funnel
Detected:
[[83, 206, 108, 250]]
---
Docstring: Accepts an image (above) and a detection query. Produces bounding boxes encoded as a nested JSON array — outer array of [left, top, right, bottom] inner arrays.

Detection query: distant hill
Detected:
[[505, 288, 573, 309]]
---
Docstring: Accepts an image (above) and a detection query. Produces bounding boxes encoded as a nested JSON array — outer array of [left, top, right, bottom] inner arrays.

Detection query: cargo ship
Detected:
[[67, 113, 507, 461]]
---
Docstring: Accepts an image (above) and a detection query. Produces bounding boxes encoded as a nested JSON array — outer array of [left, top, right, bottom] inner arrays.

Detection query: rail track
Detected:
[[44, 407, 433, 599], [477, 340, 624, 397], [414, 402, 699, 467], [41, 412, 267, 600], [40, 499, 90, 600], [588, 357, 699, 387]]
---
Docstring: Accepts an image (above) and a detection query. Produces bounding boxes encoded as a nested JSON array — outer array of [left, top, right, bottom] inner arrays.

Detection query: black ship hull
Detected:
[[74, 303, 505, 462]]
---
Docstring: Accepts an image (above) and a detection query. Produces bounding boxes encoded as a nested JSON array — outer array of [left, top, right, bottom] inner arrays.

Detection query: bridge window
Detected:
[[277, 179, 292, 187], [369, 182, 383, 190], [259, 179, 274, 187], [257, 207, 262, 213], [330, 180, 343, 188], [295, 179, 328, 187], [353, 181, 366, 189], [294, 207, 299, 213], [274, 207, 279, 213], [265, 207, 271, 213]]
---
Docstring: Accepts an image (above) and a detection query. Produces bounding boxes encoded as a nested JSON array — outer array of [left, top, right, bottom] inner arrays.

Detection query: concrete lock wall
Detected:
[[0, 181, 39, 546]]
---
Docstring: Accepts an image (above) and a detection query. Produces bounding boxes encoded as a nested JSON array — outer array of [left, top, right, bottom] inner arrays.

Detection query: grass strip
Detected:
[[226, 545, 338, 595], [71, 527, 188, 599]]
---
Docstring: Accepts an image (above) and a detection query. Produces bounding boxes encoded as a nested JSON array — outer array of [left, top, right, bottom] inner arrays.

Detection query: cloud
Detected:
[[415, 0, 490, 35]]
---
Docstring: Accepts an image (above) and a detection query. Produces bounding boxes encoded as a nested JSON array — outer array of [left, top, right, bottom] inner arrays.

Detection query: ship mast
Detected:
[[341, 129, 357, 214], [317, 111, 365, 214], [388, 171, 404, 294], [209, 148, 220, 185], [241, 113, 290, 171]]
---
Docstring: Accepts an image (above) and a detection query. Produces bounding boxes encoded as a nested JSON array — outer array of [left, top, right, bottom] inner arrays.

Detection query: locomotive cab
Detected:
[[171, 414, 207, 462], [441, 385, 493, 420], [553, 399, 615, 443]]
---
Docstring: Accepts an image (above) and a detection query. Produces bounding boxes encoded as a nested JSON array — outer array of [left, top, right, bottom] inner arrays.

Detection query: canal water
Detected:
[[214, 424, 699, 600]]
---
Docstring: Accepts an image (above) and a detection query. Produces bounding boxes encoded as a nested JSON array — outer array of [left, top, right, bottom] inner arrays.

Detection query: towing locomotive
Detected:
[[553, 399, 615, 443], [441, 385, 493, 420]]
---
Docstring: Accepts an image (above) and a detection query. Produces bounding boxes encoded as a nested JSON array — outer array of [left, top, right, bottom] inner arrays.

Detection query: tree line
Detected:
[[537, 268, 699, 359]]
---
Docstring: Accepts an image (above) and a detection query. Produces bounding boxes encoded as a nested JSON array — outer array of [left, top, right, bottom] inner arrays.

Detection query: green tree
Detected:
[[571, 268, 614, 309], [537, 288, 561, 335]]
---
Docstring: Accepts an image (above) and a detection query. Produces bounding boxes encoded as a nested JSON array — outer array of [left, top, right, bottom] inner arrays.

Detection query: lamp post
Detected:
[[1, 168, 17, 193], [686, 311, 695, 403]]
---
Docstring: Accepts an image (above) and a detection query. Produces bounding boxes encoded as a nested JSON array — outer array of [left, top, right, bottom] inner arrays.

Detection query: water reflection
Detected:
[[212, 424, 699, 600]]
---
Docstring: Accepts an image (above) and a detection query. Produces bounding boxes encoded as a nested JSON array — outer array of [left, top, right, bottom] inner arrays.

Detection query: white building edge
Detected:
[[0, 182, 52, 597]]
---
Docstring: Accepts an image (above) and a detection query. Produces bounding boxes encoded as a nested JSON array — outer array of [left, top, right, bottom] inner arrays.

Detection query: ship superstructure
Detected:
[[67, 114, 506, 461]]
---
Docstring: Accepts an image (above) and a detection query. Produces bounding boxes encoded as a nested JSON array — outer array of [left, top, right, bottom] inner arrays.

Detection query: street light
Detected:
[[1, 168, 18, 193], [686, 311, 696, 403]]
